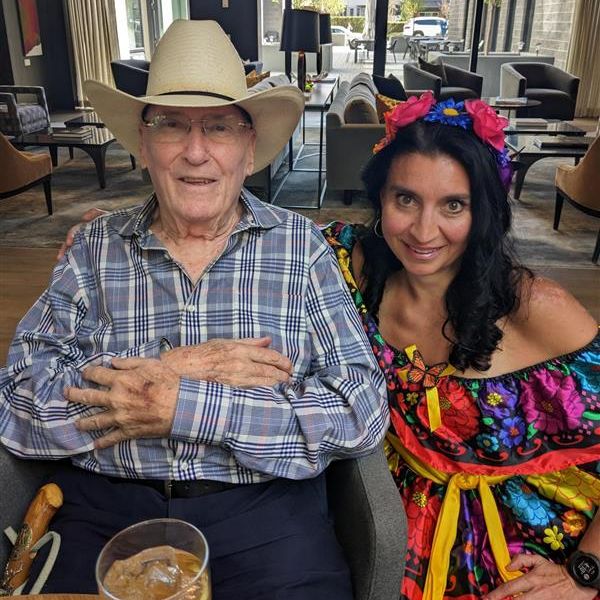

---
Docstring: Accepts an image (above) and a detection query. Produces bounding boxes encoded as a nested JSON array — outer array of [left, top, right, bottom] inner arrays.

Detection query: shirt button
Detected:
[[181, 461, 189, 470], [185, 305, 196, 313]]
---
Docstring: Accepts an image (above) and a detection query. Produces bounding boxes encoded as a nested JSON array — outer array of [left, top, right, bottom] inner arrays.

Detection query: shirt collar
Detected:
[[117, 189, 285, 240]]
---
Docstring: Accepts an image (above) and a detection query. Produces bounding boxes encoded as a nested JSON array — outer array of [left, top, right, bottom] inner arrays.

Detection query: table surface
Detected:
[[486, 97, 542, 109], [506, 133, 590, 156], [65, 112, 105, 127], [505, 119, 586, 136], [305, 76, 339, 109], [15, 127, 115, 146]]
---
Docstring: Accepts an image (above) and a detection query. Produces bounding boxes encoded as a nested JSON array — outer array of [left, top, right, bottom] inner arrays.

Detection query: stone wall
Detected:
[[447, 0, 575, 69], [528, 0, 575, 69]]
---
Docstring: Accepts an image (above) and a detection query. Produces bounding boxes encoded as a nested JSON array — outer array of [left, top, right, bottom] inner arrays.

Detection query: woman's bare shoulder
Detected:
[[511, 275, 598, 356]]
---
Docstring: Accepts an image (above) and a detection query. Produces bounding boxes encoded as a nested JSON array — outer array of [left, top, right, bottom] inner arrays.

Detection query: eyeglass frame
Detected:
[[141, 111, 254, 144]]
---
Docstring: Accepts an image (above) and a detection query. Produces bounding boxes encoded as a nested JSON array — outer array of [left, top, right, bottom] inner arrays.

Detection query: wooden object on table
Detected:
[[0, 484, 63, 595]]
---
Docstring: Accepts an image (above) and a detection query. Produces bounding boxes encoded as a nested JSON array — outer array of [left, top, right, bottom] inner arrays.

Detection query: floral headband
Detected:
[[374, 91, 513, 190]]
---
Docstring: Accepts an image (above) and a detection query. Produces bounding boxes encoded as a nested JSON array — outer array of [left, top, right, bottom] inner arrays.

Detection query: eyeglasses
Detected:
[[142, 114, 253, 144]]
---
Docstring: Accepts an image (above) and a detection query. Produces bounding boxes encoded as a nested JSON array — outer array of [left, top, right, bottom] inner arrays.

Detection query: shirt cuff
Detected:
[[170, 377, 233, 445]]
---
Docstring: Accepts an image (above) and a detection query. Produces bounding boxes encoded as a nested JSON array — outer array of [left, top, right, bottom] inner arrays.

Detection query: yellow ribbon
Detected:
[[398, 345, 455, 432], [386, 433, 523, 600]]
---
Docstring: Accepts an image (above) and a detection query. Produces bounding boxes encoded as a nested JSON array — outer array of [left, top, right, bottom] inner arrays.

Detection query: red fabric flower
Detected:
[[402, 479, 442, 559], [373, 91, 436, 154], [417, 378, 479, 440], [464, 99, 509, 151], [385, 91, 436, 137]]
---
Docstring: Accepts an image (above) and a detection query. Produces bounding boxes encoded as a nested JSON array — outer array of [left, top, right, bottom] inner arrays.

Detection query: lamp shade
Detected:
[[319, 13, 332, 45], [280, 9, 320, 53]]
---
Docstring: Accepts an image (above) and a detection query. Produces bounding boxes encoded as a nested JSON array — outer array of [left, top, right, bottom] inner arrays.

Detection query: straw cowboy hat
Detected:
[[84, 19, 304, 173]]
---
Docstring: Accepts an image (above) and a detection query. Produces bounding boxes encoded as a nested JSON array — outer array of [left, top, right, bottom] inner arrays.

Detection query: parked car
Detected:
[[331, 25, 356, 39], [403, 17, 447, 37]]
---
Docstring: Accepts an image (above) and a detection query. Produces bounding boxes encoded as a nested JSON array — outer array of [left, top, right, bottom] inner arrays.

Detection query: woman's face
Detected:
[[380, 152, 472, 279]]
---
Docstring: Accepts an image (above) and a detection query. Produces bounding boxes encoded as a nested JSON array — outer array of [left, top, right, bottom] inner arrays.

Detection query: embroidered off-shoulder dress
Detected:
[[323, 222, 600, 600]]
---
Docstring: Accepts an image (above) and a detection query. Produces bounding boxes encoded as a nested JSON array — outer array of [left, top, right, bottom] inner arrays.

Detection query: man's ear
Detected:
[[138, 123, 147, 169], [244, 131, 257, 176]]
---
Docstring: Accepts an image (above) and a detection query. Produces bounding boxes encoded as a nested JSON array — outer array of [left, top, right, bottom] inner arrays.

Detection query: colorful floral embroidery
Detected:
[[543, 525, 565, 551], [500, 479, 557, 527], [321, 222, 600, 600], [562, 510, 587, 537], [521, 370, 585, 434], [498, 416, 526, 448]]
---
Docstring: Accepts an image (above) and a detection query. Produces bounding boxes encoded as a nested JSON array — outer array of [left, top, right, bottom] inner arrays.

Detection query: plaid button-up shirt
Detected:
[[0, 191, 388, 482]]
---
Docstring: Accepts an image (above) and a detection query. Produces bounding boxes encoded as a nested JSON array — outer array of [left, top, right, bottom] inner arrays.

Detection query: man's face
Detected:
[[139, 104, 256, 227]]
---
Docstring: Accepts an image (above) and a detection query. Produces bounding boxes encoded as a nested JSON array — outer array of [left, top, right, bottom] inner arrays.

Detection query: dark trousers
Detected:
[[30, 467, 353, 600]]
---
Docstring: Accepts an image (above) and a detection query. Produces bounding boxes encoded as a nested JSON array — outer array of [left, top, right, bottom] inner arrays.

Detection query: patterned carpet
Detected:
[[0, 139, 597, 270]]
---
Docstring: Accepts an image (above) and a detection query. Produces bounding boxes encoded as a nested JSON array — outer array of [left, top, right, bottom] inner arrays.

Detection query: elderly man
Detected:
[[0, 20, 388, 599]]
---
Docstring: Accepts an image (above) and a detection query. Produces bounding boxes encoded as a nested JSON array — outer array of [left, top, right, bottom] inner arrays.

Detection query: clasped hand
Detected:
[[66, 337, 293, 449]]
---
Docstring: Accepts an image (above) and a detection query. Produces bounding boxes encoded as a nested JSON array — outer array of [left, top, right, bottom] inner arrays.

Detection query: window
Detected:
[[521, 0, 536, 51]]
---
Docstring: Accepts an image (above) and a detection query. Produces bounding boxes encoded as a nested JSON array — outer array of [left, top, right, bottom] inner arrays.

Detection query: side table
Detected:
[[272, 75, 339, 209]]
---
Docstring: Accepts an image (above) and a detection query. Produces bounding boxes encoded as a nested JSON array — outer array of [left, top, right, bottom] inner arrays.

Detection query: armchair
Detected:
[[554, 136, 600, 263], [110, 59, 150, 97], [0, 133, 52, 214], [0, 86, 50, 137], [0, 443, 406, 600], [403, 60, 483, 101], [500, 62, 579, 120]]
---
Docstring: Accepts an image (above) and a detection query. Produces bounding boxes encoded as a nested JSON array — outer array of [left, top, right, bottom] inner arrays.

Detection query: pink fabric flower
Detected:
[[520, 369, 585, 434], [464, 99, 509, 151], [384, 91, 436, 137]]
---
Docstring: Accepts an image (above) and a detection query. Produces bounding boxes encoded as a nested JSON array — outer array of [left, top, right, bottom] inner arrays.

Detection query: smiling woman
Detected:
[[321, 93, 600, 600]]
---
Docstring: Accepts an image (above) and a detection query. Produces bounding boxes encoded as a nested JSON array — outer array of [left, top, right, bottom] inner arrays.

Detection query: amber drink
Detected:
[[96, 519, 211, 600]]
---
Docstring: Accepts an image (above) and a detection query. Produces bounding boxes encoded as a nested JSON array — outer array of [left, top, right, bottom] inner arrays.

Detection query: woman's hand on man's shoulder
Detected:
[[514, 276, 597, 357]]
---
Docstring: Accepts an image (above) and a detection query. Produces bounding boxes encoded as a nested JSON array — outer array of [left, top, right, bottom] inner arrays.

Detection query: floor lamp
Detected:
[[317, 13, 332, 75], [280, 8, 320, 91]]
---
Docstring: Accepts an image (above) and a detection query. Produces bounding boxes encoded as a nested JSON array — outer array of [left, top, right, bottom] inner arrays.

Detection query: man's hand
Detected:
[[161, 337, 294, 388], [484, 554, 598, 600], [66, 357, 180, 449], [57, 208, 108, 260]]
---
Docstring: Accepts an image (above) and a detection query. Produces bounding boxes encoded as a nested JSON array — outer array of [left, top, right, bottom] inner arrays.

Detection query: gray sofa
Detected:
[[326, 73, 426, 204], [0, 443, 406, 599], [500, 62, 580, 120]]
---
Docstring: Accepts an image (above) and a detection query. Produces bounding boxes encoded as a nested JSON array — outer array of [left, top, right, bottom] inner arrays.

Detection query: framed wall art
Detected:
[[16, 0, 43, 57]]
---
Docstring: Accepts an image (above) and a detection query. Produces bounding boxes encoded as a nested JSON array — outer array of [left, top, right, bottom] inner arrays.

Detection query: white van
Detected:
[[403, 17, 447, 37]]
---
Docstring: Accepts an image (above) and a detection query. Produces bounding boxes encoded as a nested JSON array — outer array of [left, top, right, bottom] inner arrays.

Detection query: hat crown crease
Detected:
[[146, 20, 247, 100]]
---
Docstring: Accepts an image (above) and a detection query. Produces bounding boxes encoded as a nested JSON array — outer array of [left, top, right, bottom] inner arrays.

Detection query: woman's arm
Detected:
[[515, 276, 597, 357]]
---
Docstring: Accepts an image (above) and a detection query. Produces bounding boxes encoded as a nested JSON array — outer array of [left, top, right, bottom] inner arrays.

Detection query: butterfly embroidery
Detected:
[[406, 348, 448, 388]]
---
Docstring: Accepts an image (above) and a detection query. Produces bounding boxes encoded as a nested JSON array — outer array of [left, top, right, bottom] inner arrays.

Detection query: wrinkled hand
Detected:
[[161, 337, 293, 388], [484, 554, 598, 600], [66, 357, 180, 449], [57, 207, 108, 260]]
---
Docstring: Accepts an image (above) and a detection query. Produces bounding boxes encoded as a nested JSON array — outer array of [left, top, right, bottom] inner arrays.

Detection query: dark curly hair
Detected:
[[359, 119, 530, 372]]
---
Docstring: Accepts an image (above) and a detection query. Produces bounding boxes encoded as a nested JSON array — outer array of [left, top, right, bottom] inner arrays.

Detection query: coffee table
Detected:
[[64, 111, 105, 128], [504, 119, 585, 136], [486, 97, 541, 119], [13, 127, 134, 189], [506, 133, 589, 200]]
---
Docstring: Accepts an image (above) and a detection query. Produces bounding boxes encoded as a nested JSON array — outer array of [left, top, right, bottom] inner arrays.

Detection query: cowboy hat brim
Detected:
[[84, 80, 304, 174]]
